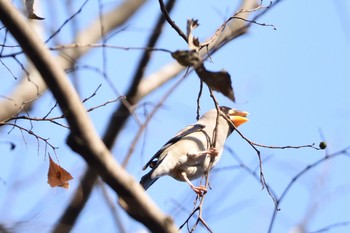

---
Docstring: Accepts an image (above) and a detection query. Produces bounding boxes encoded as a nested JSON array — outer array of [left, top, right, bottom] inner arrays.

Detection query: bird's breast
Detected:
[[172, 151, 223, 181]]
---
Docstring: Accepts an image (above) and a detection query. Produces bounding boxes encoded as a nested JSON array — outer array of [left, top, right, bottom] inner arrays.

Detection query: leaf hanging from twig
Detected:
[[170, 19, 236, 101], [47, 155, 73, 189], [171, 50, 200, 67], [25, 0, 44, 20], [195, 64, 235, 101]]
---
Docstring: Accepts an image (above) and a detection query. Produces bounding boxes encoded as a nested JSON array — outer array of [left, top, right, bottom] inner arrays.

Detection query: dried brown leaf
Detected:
[[171, 50, 200, 67], [173, 19, 235, 101], [171, 50, 235, 101], [195, 64, 235, 101], [47, 155, 73, 189]]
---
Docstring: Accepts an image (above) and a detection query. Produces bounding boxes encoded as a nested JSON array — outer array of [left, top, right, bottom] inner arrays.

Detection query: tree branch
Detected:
[[53, 0, 178, 231], [0, 1, 178, 232]]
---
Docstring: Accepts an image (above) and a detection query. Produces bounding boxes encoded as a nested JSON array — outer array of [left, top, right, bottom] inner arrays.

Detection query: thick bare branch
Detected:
[[0, 1, 178, 232], [55, 0, 177, 231]]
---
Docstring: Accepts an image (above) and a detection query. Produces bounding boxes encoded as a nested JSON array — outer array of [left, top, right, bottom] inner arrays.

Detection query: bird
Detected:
[[140, 106, 249, 195]]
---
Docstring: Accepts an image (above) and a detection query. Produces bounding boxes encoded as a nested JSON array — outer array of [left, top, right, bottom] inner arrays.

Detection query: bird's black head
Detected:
[[219, 106, 249, 128]]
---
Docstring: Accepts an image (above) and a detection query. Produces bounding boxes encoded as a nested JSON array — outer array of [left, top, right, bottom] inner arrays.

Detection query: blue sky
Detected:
[[1, 0, 350, 232]]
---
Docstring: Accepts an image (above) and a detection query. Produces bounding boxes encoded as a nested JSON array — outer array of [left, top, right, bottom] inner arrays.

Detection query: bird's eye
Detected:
[[219, 106, 227, 113]]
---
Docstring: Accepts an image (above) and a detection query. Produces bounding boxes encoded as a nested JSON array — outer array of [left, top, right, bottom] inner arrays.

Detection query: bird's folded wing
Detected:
[[142, 124, 206, 170]]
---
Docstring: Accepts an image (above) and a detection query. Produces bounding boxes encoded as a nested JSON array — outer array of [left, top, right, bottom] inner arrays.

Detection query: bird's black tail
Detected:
[[140, 171, 158, 190]]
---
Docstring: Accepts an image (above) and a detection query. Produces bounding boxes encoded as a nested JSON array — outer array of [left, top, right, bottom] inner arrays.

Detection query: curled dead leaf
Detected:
[[171, 50, 200, 67], [195, 64, 235, 101], [47, 155, 73, 189], [172, 19, 235, 101]]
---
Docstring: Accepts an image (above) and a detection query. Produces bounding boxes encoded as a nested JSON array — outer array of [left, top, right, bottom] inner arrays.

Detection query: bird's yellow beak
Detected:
[[228, 109, 249, 127]]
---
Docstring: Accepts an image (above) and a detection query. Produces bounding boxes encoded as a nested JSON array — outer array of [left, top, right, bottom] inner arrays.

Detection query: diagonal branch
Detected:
[[0, 1, 178, 233], [158, 0, 187, 42], [54, 0, 178, 231]]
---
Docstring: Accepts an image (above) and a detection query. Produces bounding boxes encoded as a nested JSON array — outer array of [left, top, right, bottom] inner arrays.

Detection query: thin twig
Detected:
[[221, 114, 273, 200], [230, 16, 276, 30], [1, 122, 58, 152], [308, 220, 350, 233], [267, 146, 350, 233], [179, 206, 199, 230], [9, 97, 125, 130], [85, 97, 125, 113], [0, 44, 173, 58], [44, 0, 89, 43], [207, 87, 221, 148], [82, 84, 102, 103], [43, 102, 58, 119], [196, 80, 203, 121], [158, 0, 187, 42], [251, 141, 321, 150]]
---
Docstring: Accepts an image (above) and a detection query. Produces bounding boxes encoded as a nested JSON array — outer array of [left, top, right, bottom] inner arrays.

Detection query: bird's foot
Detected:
[[191, 185, 207, 196], [208, 147, 218, 156], [197, 147, 218, 157], [181, 171, 208, 196]]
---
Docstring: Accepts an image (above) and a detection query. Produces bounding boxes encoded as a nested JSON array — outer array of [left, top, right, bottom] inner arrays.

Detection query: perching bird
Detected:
[[140, 106, 249, 195]]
